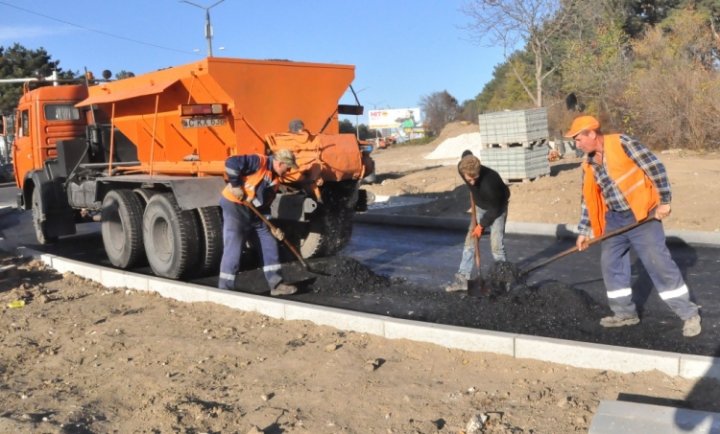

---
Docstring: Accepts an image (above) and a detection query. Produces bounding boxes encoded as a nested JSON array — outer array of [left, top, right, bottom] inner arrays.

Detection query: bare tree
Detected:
[[462, 0, 583, 107], [420, 91, 460, 136]]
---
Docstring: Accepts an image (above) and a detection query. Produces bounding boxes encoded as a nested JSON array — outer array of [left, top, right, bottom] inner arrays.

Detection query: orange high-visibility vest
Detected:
[[582, 134, 660, 237], [221, 155, 278, 205]]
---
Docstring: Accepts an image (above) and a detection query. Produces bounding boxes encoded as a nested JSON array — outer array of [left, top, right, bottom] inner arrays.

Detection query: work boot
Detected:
[[271, 283, 297, 297], [682, 315, 701, 337], [445, 274, 469, 292], [599, 314, 640, 328]]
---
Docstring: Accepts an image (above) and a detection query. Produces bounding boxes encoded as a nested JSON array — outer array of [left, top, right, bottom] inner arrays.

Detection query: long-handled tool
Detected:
[[494, 215, 655, 293], [468, 194, 490, 295], [520, 216, 654, 276], [470, 197, 481, 270], [243, 201, 330, 276]]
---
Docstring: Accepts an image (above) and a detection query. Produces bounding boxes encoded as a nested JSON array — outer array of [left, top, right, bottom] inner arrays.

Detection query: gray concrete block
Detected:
[[679, 355, 720, 380], [284, 303, 386, 335], [515, 335, 679, 375], [589, 400, 720, 433], [50, 257, 103, 282], [384, 318, 516, 355], [99, 268, 149, 292], [147, 278, 208, 303], [205, 288, 286, 320]]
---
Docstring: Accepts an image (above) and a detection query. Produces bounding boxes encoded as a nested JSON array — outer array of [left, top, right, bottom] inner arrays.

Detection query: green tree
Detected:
[[0, 44, 75, 114], [115, 70, 136, 80], [559, 19, 630, 116], [339, 119, 356, 134], [462, 0, 586, 107], [623, 0, 684, 36], [475, 51, 537, 113], [459, 98, 479, 123]]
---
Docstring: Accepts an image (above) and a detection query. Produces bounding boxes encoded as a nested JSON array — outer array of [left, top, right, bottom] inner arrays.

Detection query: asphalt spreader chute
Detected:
[[476, 216, 655, 296]]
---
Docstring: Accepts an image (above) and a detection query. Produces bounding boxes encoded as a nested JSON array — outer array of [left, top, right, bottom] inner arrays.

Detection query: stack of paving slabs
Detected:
[[478, 108, 550, 182]]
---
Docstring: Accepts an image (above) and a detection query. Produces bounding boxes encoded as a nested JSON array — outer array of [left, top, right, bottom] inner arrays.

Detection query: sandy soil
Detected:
[[366, 122, 720, 233], [1, 123, 719, 433]]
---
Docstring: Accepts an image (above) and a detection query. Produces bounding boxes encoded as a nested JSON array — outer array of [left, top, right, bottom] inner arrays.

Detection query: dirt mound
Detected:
[[428, 121, 479, 148]]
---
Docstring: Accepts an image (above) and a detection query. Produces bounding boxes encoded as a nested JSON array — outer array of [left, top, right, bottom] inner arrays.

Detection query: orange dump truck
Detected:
[[6, 57, 374, 279]]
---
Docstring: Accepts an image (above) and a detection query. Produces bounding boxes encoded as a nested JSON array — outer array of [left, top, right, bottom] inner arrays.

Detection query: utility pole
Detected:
[[181, 0, 226, 57]]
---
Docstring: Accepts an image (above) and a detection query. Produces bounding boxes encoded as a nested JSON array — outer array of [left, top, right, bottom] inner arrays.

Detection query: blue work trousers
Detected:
[[600, 210, 698, 320], [457, 206, 507, 279], [218, 197, 282, 291]]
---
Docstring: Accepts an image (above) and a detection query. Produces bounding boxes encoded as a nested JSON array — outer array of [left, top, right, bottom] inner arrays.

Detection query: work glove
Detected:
[[271, 227, 285, 241], [230, 186, 244, 201], [471, 224, 483, 239]]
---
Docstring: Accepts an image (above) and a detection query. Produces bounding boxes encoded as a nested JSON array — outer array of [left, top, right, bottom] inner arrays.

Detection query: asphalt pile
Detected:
[[289, 255, 716, 357]]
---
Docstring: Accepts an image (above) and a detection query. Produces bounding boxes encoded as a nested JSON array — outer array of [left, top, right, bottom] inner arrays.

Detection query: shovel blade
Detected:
[[468, 275, 490, 297]]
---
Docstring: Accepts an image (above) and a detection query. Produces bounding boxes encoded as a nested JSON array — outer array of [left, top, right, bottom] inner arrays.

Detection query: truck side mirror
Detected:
[[338, 104, 364, 116]]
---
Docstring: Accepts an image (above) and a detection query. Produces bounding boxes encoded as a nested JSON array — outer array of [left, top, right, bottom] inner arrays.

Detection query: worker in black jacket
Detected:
[[446, 151, 511, 292]]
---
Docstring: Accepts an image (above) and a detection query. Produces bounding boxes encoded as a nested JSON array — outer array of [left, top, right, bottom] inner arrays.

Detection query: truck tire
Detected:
[[31, 187, 58, 245], [299, 206, 354, 257], [101, 189, 146, 269], [142, 193, 199, 279], [134, 188, 158, 206], [193, 206, 223, 277]]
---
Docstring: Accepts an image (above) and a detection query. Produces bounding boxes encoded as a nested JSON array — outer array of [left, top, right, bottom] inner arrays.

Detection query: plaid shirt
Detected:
[[578, 134, 671, 236]]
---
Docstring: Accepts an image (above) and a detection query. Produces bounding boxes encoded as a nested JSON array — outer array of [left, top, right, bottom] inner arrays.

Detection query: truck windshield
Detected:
[[44, 104, 80, 121]]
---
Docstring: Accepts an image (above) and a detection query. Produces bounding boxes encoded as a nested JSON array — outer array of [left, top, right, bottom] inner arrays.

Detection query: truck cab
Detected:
[[11, 84, 88, 190]]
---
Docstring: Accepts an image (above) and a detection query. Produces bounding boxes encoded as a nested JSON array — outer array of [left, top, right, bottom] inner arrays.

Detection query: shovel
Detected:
[[243, 201, 330, 277], [498, 215, 656, 292], [467, 195, 490, 296]]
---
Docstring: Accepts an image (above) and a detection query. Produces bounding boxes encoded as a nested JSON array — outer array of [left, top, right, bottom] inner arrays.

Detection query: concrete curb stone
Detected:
[[355, 211, 720, 247]]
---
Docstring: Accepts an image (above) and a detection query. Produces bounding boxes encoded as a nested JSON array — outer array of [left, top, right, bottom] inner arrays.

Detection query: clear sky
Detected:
[[0, 0, 505, 123]]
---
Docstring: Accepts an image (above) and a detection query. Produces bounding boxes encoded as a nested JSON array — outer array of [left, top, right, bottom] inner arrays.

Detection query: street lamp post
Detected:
[[353, 87, 369, 140], [181, 0, 226, 57]]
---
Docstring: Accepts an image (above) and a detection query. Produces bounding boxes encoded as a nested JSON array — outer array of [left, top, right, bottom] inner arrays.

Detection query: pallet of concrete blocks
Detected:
[[477, 107, 550, 182], [478, 107, 549, 148], [479, 143, 550, 183]]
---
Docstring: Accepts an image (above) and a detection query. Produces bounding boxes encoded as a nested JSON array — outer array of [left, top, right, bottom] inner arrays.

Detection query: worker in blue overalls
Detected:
[[218, 149, 299, 296]]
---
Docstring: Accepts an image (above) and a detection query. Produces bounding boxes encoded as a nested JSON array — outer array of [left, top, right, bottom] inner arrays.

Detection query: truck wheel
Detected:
[[31, 187, 58, 245], [299, 207, 354, 257], [142, 193, 199, 279], [101, 189, 146, 269], [322, 207, 354, 254], [193, 206, 223, 277]]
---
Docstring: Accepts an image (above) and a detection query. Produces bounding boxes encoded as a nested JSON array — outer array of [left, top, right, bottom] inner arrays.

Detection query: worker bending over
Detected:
[[446, 151, 510, 292], [218, 149, 299, 296]]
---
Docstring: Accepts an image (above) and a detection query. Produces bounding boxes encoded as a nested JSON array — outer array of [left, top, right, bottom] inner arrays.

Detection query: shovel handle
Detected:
[[243, 201, 310, 270], [469, 194, 481, 268], [521, 216, 654, 275]]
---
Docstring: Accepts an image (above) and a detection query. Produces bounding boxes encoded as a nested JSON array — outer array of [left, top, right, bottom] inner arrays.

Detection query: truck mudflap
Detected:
[[270, 193, 317, 222], [28, 173, 76, 244]]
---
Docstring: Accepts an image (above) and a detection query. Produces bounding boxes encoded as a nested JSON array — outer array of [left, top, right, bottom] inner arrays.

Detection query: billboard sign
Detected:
[[368, 107, 421, 130]]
